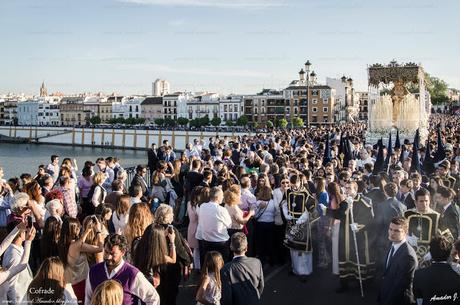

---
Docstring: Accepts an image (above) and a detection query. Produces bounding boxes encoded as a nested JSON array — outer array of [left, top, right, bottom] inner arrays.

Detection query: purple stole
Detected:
[[89, 262, 140, 305]]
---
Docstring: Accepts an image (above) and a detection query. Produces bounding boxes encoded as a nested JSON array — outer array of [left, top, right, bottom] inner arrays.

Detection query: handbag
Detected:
[[254, 200, 269, 221]]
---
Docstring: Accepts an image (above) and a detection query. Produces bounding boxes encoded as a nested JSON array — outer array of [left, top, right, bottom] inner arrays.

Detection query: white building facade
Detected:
[[123, 96, 145, 119], [17, 98, 60, 126], [163, 92, 194, 120], [186, 93, 220, 120], [219, 95, 243, 123], [326, 76, 358, 123]]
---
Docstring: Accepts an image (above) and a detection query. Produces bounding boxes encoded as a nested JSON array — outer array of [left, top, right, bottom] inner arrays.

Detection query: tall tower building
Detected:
[[152, 79, 170, 96], [40, 81, 48, 97]]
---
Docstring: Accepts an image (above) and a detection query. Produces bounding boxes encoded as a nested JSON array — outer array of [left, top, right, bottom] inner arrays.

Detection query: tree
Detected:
[[278, 118, 288, 129], [125, 117, 137, 125], [189, 118, 202, 128], [292, 117, 304, 128], [89, 116, 102, 125], [200, 115, 210, 127], [164, 118, 176, 127], [266, 120, 274, 128], [177, 117, 189, 126], [236, 115, 248, 126], [116, 117, 126, 124], [211, 117, 222, 127], [154, 118, 165, 126], [225, 120, 233, 127], [425, 73, 449, 105]]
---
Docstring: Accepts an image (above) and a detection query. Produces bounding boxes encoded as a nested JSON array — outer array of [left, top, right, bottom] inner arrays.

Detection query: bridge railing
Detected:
[[124, 166, 152, 190]]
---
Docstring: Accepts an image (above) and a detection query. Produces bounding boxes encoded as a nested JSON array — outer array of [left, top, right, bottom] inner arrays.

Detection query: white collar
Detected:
[[104, 259, 125, 279], [444, 202, 452, 211], [390, 239, 406, 254], [233, 254, 246, 260]]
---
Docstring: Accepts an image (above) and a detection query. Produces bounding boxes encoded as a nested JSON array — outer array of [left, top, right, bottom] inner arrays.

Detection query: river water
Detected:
[[0, 143, 148, 178]]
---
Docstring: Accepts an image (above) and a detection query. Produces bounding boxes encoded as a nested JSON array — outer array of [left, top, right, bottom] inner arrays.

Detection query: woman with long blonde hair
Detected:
[[196, 251, 224, 305], [224, 185, 254, 239], [112, 194, 130, 235], [26, 257, 77, 305], [89, 279, 123, 305], [124, 203, 154, 261], [58, 217, 103, 303], [81, 216, 105, 266]]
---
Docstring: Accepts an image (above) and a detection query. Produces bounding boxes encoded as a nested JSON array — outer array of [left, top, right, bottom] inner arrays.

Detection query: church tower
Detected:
[[40, 81, 48, 97]]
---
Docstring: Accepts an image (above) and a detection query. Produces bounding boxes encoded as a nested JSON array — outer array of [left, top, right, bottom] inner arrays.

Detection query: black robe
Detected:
[[327, 196, 375, 281]]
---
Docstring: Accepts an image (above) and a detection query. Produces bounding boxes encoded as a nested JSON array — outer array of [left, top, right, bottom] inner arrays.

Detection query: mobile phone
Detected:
[[27, 216, 33, 228], [167, 224, 174, 234]]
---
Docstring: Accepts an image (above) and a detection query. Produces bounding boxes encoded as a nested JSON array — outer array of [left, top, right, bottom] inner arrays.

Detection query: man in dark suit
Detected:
[[413, 236, 460, 305], [198, 170, 212, 188], [436, 186, 460, 239], [375, 183, 407, 268], [147, 143, 159, 177], [231, 142, 241, 166], [366, 175, 387, 209], [366, 175, 387, 268], [129, 165, 149, 199], [399, 179, 415, 210], [221, 232, 264, 305], [184, 160, 203, 200], [378, 217, 418, 305]]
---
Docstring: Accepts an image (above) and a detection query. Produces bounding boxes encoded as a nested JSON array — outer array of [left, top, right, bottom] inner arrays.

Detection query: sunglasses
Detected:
[[281, 181, 290, 185]]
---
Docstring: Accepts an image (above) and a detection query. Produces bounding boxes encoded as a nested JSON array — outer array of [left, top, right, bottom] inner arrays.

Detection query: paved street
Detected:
[[177, 263, 379, 305]]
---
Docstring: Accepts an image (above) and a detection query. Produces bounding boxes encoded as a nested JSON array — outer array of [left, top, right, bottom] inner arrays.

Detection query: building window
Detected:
[[323, 116, 328, 122], [312, 107, 317, 113], [312, 99, 317, 104], [311, 116, 317, 123], [323, 107, 328, 112]]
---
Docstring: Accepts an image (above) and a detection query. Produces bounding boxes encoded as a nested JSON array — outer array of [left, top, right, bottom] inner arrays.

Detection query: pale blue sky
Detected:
[[1, 0, 458, 95]]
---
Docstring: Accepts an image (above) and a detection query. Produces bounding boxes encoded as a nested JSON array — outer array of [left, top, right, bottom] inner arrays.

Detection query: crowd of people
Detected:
[[0, 113, 460, 305]]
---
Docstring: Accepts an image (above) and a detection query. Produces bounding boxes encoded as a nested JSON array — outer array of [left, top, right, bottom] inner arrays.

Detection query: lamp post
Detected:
[[304, 60, 311, 126]]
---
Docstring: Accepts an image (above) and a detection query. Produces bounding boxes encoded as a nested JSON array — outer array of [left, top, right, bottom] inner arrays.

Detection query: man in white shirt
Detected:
[[1, 220, 34, 304], [196, 187, 231, 264], [46, 154, 59, 182]]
